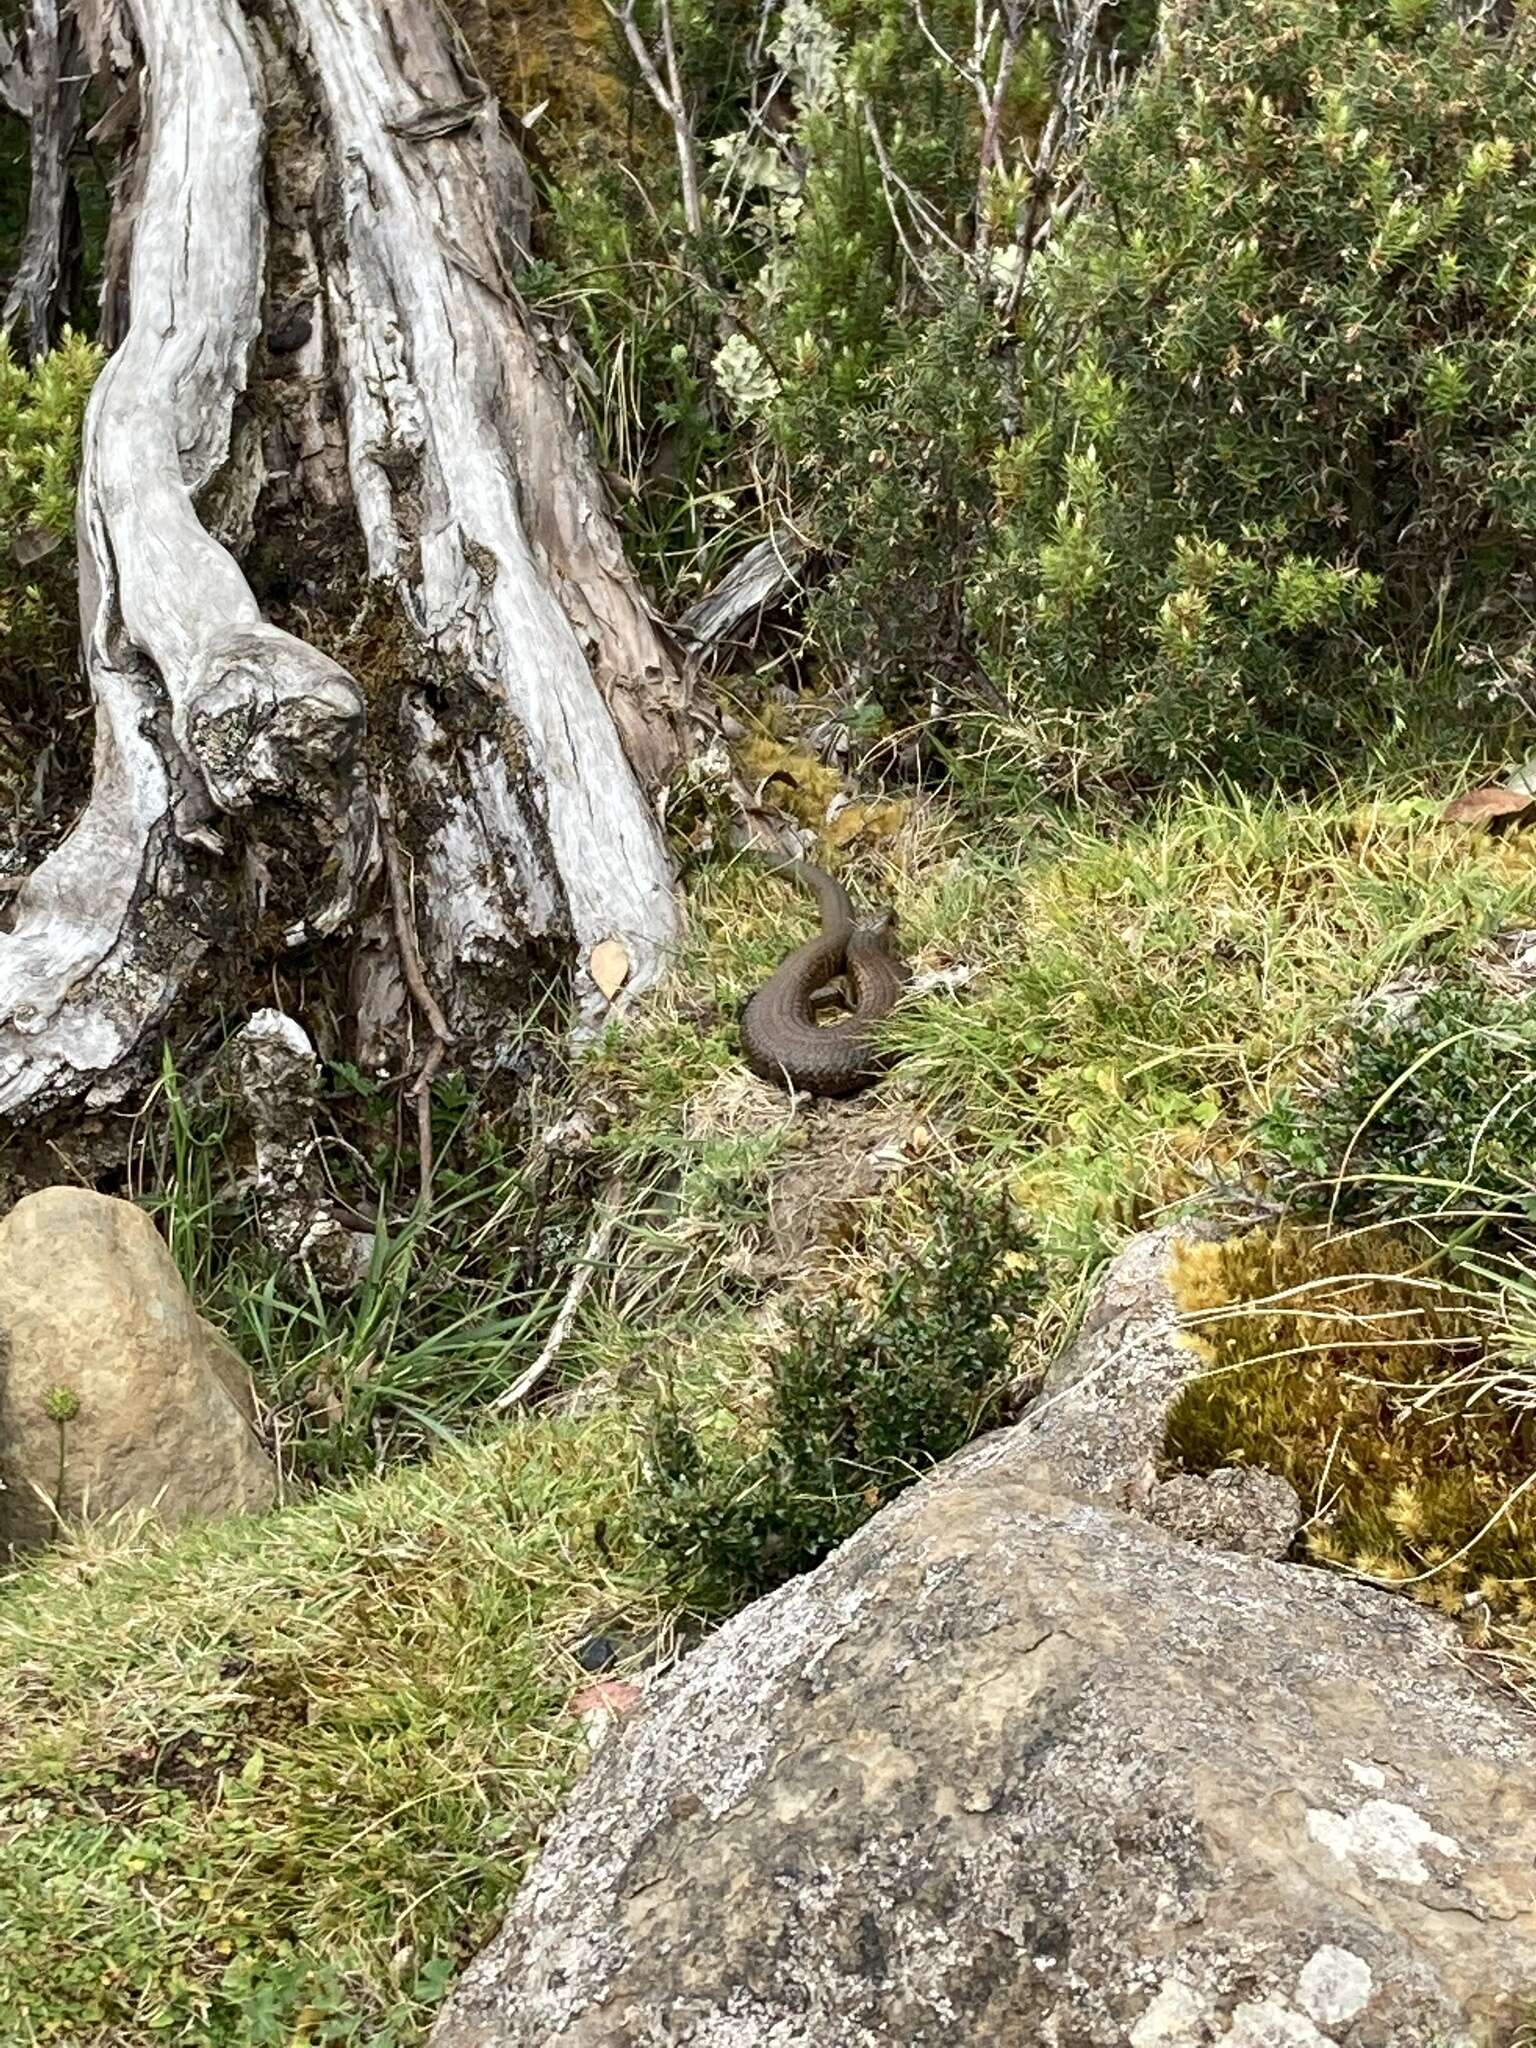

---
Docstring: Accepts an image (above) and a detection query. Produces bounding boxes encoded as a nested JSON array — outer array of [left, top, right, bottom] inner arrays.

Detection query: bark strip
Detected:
[[1, 0, 88, 359]]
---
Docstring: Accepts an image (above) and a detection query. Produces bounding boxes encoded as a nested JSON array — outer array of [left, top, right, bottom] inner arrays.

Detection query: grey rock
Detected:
[[431, 1231, 1536, 2047], [432, 1463, 1536, 2046]]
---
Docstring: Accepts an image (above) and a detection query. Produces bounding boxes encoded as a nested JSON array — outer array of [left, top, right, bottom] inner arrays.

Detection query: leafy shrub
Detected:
[[500, 0, 1536, 784], [642, 1180, 1045, 1612], [1260, 984, 1536, 1222], [971, 0, 1536, 781], [0, 329, 101, 798]]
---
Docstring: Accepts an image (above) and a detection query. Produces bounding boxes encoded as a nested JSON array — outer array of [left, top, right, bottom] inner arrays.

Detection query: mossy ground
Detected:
[[1170, 1226, 1536, 1618], [9, 762, 1536, 2040]]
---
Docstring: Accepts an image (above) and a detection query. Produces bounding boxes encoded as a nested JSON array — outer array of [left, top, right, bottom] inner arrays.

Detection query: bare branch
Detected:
[[912, 0, 989, 115], [972, 5, 1023, 267], [607, 0, 705, 237], [1003, 0, 1115, 312], [862, 99, 966, 277], [378, 790, 455, 1053]]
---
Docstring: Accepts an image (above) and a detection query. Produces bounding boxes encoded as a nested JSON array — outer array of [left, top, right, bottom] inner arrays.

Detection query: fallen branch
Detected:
[[674, 529, 806, 664]]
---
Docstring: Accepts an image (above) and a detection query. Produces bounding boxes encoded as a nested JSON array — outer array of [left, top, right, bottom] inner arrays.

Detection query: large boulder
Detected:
[[432, 1233, 1536, 2048], [0, 1188, 276, 1558]]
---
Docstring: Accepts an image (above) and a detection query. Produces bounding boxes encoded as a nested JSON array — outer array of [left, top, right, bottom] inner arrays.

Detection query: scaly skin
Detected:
[[740, 861, 907, 1097]]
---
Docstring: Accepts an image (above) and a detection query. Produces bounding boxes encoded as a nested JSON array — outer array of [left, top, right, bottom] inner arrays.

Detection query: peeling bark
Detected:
[[676, 530, 806, 668], [0, 0, 685, 1123]]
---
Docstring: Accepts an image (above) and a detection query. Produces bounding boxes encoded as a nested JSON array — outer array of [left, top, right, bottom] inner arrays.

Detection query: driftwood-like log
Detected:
[[675, 529, 805, 664], [0, 0, 87, 359], [0, 0, 684, 1121], [0, 0, 370, 1120]]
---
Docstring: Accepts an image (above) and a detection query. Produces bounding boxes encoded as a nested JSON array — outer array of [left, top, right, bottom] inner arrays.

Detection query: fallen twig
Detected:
[[492, 1190, 625, 1411]]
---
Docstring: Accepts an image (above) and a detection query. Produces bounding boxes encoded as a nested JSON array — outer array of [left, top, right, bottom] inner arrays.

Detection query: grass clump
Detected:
[[885, 782, 1536, 1256], [130, 1056, 597, 1480], [641, 1179, 1045, 1613], [0, 1409, 670, 2045], [1170, 1225, 1536, 1625], [588, 782, 1536, 1271], [1259, 983, 1536, 1223]]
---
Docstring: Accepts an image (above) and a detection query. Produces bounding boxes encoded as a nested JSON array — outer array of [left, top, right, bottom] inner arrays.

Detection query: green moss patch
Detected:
[[1169, 1226, 1536, 1624]]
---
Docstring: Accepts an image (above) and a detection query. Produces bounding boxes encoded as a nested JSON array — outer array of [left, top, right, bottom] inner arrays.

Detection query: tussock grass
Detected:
[[127, 1056, 598, 1479]]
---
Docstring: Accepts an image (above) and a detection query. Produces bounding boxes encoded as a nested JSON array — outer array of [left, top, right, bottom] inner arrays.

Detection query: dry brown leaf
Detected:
[[572, 1679, 641, 1711], [1441, 786, 1536, 829], [12, 526, 63, 567], [588, 938, 630, 1002]]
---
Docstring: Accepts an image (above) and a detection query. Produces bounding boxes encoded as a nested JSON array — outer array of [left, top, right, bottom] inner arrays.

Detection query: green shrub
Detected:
[[970, 0, 1536, 781], [1260, 983, 1536, 1222], [0, 329, 101, 792], [642, 1180, 1045, 1611]]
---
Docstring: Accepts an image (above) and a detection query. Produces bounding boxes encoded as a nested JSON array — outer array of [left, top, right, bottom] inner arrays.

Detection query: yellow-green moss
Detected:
[[734, 738, 910, 853], [1169, 1227, 1536, 1624]]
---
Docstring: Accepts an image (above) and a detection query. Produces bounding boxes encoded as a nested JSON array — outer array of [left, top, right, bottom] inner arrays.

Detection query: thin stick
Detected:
[[492, 1192, 624, 1411], [607, 0, 704, 236], [378, 787, 454, 1204], [412, 1040, 445, 1206], [379, 793, 454, 1048]]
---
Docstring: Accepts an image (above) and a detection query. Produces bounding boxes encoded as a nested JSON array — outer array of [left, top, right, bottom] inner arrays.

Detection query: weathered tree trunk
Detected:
[[0, 0, 87, 359], [0, 0, 684, 1123]]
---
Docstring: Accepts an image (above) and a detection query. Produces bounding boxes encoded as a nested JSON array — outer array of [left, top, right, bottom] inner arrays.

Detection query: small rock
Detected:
[[1129, 1979, 1210, 2045], [0, 1189, 275, 1559], [569, 1680, 643, 1751], [1142, 1466, 1302, 1560]]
